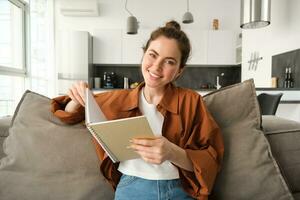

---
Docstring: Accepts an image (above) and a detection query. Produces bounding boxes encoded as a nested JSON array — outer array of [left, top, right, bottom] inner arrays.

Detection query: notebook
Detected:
[[85, 88, 155, 163]]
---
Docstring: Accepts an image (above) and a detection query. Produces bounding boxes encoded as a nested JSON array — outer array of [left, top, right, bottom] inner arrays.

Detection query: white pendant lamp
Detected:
[[240, 0, 271, 29], [182, 0, 194, 24], [125, 0, 138, 34]]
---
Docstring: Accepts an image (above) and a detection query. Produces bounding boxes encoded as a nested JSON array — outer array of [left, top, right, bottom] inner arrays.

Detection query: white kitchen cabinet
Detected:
[[207, 30, 236, 65], [92, 29, 237, 65], [122, 29, 150, 64], [185, 30, 208, 64], [92, 29, 122, 64], [57, 31, 92, 95]]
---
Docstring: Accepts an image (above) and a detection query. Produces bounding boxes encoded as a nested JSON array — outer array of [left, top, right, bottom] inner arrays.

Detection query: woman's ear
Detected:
[[177, 67, 184, 77]]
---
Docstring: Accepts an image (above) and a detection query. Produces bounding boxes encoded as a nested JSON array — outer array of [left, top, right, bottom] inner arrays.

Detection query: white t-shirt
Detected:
[[118, 88, 179, 180]]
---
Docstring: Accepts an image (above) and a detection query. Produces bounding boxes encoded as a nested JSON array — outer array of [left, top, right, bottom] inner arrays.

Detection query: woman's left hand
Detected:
[[129, 136, 175, 164]]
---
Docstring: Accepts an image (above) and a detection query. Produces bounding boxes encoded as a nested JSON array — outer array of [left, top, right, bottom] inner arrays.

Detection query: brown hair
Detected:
[[143, 20, 191, 69]]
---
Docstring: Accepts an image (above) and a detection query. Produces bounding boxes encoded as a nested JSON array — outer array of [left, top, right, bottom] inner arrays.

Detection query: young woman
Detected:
[[51, 21, 224, 200]]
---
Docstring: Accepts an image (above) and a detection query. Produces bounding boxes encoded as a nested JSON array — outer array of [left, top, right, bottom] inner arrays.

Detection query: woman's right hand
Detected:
[[65, 81, 88, 112]]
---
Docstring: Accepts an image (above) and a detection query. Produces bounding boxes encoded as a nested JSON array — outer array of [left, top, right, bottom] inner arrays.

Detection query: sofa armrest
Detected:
[[262, 115, 300, 194]]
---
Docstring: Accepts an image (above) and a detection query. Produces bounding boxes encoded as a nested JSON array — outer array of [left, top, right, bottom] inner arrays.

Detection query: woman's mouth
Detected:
[[148, 70, 161, 79]]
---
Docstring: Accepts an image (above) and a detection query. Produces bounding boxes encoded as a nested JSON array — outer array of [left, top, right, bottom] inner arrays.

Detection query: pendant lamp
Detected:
[[182, 0, 194, 24], [125, 0, 138, 34], [240, 0, 271, 29]]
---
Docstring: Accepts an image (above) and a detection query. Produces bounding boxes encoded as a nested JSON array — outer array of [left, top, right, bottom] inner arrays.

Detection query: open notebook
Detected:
[[85, 88, 155, 163]]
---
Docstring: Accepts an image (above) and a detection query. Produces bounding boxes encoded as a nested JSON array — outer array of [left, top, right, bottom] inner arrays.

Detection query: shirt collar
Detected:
[[121, 82, 179, 115]]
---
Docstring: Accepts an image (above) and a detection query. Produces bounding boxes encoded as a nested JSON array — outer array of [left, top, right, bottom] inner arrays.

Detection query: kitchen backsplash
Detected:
[[272, 48, 300, 88], [91, 64, 241, 90]]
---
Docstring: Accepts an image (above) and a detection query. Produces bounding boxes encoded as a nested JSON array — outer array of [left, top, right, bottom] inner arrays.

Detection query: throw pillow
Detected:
[[262, 115, 300, 194], [0, 90, 114, 200], [203, 79, 293, 200]]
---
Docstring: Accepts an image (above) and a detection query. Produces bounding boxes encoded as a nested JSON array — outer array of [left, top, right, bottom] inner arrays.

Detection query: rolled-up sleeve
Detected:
[[179, 97, 224, 199], [50, 95, 85, 124]]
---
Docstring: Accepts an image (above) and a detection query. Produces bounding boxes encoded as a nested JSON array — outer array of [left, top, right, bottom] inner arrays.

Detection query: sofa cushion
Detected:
[[203, 79, 293, 200], [262, 115, 300, 193], [0, 116, 11, 137], [0, 91, 114, 200]]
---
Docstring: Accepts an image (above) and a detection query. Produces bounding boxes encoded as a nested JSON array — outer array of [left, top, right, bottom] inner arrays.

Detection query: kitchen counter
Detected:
[[93, 87, 300, 104]]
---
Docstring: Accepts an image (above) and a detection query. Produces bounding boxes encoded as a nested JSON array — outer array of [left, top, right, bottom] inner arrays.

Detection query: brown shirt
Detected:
[[50, 83, 224, 200]]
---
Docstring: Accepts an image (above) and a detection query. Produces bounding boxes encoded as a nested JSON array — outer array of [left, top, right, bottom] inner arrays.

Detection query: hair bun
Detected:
[[165, 20, 181, 31]]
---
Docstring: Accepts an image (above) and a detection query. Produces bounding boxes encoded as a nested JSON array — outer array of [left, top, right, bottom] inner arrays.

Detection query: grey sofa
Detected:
[[1, 115, 300, 199]]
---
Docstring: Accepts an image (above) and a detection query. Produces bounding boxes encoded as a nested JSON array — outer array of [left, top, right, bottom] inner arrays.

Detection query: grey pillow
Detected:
[[262, 115, 300, 194], [0, 91, 114, 200], [203, 79, 293, 200]]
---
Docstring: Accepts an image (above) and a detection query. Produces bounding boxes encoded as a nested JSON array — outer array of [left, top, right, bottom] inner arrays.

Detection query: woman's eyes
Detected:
[[149, 53, 156, 58], [165, 60, 175, 65], [147, 52, 176, 66]]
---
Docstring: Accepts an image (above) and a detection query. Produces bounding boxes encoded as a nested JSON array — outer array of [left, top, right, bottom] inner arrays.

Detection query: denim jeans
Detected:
[[114, 174, 194, 200]]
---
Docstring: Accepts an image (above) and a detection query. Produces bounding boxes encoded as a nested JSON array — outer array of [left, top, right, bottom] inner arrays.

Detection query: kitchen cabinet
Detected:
[[185, 30, 208, 64], [122, 29, 150, 64], [92, 29, 122, 64], [92, 29, 237, 65], [207, 30, 236, 65], [57, 31, 92, 95]]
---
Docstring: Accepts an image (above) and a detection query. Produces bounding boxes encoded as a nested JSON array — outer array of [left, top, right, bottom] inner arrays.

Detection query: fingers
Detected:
[[67, 81, 88, 107], [129, 136, 174, 164], [130, 144, 163, 164], [130, 137, 161, 146], [129, 137, 165, 164]]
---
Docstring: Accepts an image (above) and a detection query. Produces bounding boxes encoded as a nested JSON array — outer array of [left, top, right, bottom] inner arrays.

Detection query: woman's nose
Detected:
[[152, 59, 163, 70]]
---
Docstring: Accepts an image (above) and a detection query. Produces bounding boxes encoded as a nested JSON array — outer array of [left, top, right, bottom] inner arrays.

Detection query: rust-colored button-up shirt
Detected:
[[51, 83, 224, 200]]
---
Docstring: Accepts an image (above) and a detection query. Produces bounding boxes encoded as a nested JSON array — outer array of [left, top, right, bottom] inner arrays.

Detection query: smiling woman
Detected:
[[51, 20, 224, 200]]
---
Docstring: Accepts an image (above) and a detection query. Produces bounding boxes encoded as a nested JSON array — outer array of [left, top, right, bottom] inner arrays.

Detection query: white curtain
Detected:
[[27, 0, 56, 97]]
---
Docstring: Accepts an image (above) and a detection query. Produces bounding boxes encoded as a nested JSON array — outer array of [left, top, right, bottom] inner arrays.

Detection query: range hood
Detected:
[[240, 0, 271, 29]]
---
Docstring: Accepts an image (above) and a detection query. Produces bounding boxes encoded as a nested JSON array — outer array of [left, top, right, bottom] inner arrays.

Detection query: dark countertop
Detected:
[[256, 88, 300, 91]]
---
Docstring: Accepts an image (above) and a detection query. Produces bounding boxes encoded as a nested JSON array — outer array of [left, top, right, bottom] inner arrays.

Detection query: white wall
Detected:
[[241, 0, 300, 87], [55, 0, 240, 32]]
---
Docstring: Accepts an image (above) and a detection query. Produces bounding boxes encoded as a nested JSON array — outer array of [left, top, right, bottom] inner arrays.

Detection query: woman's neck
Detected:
[[143, 85, 166, 105]]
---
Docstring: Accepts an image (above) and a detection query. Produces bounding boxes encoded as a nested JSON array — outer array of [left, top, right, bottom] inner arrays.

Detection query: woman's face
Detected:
[[141, 36, 183, 90]]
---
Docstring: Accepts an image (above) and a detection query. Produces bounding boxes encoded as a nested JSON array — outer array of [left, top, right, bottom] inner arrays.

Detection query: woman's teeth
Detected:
[[149, 71, 160, 78]]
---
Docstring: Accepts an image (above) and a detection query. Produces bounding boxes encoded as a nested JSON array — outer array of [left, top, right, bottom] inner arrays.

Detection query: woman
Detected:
[[51, 21, 224, 200]]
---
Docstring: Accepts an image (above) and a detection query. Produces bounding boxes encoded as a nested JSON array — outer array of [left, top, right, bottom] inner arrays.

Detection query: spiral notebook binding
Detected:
[[87, 125, 118, 163]]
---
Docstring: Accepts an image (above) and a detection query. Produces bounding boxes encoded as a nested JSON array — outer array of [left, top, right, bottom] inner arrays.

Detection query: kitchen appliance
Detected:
[[103, 72, 117, 88]]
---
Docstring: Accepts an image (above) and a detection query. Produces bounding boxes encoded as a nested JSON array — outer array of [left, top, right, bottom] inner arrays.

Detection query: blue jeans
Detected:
[[114, 174, 194, 200]]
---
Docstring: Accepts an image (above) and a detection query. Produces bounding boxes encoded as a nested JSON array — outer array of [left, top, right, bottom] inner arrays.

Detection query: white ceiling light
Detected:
[[240, 0, 271, 29]]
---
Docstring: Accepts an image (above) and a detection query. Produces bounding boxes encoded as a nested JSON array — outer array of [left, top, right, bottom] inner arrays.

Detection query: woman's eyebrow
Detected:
[[149, 49, 178, 62], [148, 49, 159, 55]]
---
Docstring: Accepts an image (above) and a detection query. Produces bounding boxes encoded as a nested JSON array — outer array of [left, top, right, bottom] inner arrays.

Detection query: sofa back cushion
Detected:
[[0, 91, 114, 200], [203, 79, 293, 200], [262, 115, 300, 193]]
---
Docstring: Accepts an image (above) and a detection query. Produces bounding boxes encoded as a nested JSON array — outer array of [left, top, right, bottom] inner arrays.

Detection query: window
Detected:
[[0, 0, 27, 116], [0, 0, 26, 74], [0, 0, 55, 117]]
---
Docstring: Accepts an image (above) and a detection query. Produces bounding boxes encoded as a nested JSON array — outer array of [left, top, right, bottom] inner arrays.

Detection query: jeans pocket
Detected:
[[117, 175, 138, 188]]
